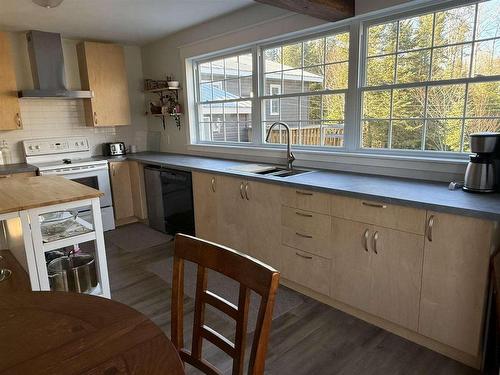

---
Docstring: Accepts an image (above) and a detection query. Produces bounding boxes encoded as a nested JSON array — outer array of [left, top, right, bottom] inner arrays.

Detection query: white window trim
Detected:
[[187, 0, 497, 163]]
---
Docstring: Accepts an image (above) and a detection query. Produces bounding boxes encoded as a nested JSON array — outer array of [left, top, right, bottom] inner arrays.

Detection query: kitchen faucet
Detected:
[[265, 121, 296, 170]]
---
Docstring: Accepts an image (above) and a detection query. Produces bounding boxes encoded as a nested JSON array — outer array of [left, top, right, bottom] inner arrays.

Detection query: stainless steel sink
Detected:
[[255, 167, 312, 178]]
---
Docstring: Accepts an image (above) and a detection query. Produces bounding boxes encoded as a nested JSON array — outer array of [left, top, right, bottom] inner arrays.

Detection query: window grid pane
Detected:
[[261, 30, 349, 147], [196, 51, 254, 143], [362, 0, 500, 153]]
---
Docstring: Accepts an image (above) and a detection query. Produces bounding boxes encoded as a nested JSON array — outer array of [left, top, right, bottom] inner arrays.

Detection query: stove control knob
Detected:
[[35, 145, 40, 150]]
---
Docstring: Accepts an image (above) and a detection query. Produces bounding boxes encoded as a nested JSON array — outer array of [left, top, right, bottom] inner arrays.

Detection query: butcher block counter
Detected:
[[0, 175, 110, 299], [0, 176, 103, 215]]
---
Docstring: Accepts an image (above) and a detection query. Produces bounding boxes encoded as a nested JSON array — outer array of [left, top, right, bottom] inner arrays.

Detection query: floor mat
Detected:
[[147, 256, 306, 331], [105, 223, 172, 252]]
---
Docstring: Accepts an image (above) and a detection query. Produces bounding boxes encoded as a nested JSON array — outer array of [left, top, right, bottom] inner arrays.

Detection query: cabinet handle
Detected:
[[295, 211, 313, 218], [111, 165, 116, 177], [373, 231, 379, 254], [239, 182, 245, 199], [427, 215, 434, 242], [210, 177, 216, 193], [362, 201, 387, 209], [295, 252, 313, 259], [94, 112, 98, 125], [296, 190, 313, 196], [295, 232, 313, 239], [16, 113, 22, 128], [244, 183, 249, 200], [363, 229, 370, 252]]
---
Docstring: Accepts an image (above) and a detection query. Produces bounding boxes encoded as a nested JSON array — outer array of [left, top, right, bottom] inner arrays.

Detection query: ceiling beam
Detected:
[[254, 0, 354, 22]]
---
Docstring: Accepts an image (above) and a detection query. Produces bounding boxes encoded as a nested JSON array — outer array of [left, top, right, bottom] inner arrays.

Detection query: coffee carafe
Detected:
[[463, 132, 500, 193]]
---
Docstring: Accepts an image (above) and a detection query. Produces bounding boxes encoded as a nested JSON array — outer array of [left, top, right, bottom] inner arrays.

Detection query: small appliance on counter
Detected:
[[103, 142, 126, 156], [463, 132, 500, 193]]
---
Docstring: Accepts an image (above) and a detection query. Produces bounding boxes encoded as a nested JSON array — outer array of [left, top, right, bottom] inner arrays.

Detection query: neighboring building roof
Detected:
[[201, 54, 323, 83]]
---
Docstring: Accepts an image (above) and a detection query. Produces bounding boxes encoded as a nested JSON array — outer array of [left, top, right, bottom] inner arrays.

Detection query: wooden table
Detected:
[[0, 292, 185, 375]]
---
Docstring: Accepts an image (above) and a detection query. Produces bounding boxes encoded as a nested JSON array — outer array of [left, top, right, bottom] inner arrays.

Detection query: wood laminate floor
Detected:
[[106, 226, 482, 375]]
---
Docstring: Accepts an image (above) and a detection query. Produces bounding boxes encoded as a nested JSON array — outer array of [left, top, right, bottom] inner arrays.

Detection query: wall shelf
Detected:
[[144, 82, 182, 130]]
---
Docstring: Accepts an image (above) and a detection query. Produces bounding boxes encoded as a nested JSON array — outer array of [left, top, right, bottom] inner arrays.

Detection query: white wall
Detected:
[[2, 32, 148, 163]]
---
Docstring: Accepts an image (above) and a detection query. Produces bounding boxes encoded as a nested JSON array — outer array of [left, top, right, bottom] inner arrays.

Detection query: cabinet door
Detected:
[[192, 172, 218, 243], [245, 180, 281, 268], [419, 212, 493, 356], [109, 161, 134, 223], [0, 33, 21, 130], [369, 226, 424, 331], [216, 175, 248, 253], [331, 218, 372, 310], [77, 42, 131, 127]]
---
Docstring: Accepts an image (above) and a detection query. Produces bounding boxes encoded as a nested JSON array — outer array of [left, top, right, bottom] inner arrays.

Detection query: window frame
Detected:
[[357, 0, 500, 156], [190, 0, 499, 160]]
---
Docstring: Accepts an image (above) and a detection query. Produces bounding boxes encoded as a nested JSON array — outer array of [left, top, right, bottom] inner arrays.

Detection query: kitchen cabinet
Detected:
[[245, 179, 282, 269], [216, 175, 249, 253], [330, 218, 424, 330], [128, 161, 147, 220], [109, 161, 134, 224], [0, 32, 22, 130], [77, 41, 131, 127], [419, 211, 493, 356], [192, 172, 218, 242]]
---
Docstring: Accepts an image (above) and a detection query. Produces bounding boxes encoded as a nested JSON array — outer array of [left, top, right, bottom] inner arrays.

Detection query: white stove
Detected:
[[24, 137, 115, 231]]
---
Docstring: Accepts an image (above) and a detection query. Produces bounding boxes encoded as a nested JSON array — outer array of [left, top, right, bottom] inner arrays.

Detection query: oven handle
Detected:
[[40, 165, 109, 175]]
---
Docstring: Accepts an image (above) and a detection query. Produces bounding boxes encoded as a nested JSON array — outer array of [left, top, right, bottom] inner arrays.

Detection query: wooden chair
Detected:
[[171, 234, 280, 375]]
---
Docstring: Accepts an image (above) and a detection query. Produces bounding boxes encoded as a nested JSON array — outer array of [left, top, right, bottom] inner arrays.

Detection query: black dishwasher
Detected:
[[144, 166, 195, 235]]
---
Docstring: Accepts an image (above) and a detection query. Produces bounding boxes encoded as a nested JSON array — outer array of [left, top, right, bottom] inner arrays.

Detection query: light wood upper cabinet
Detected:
[[419, 211, 494, 356], [77, 41, 131, 127], [0, 32, 22, 130], [192, 172, 218, 243], [109, 161, 134, 223]]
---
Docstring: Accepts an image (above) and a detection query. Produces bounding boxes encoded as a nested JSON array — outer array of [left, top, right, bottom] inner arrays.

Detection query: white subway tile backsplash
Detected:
[[1, 99, 147, 164]]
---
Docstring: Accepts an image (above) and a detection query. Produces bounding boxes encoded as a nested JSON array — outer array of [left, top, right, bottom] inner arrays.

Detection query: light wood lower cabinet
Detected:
[[216, 175, 249, 253], [368, 224, 424, 331], [109, 161, 134, 224], [192, 173, 497, 366], [192, 172, 218, 243], [419, 211, 494, 356]]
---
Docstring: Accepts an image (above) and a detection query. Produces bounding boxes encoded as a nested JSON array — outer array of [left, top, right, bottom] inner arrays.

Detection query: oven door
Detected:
[[40, 165, 112, 208]]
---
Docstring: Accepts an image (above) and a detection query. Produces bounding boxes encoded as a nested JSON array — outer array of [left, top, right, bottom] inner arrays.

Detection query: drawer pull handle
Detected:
[[239, 182, 245, 199], [295, 211, 313, 218], [427, 215, 434, 242], [363, 229, 369, 252], [210, 177, 216, 192], [295, 232, 313, 239], [362, 201, 387, 209], [373, 231, 379, 254], [296, 190, 313, 196], [16, 113, 22, 127], [295, 252, 313, 259], [244, 183, 250, 200], [94, 111, 98, 125]]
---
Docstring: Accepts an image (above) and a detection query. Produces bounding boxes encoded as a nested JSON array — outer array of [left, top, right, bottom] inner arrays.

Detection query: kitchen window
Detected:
[[262, 31, 350, 147], [196, 51, 253, 143], [191, 0, 499, 157], [361, 0, 500, 152]]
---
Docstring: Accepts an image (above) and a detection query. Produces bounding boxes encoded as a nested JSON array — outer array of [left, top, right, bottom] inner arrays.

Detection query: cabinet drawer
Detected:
[[281, 206, 332, 258], [330, 195, 426, 235], [281, 245, 331, 296], [281, 187, 330, 214]]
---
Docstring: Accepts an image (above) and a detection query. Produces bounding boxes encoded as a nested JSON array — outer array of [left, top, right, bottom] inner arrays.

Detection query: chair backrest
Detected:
[[171, 234, 280, 375]]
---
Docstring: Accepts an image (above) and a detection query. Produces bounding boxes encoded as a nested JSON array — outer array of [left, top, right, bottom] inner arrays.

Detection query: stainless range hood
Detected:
[[18, 30, 92, 99]]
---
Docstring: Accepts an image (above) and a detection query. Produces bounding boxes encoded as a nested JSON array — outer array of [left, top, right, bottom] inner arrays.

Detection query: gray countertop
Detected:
[[0, 163, 38, 175], [121, 152, 500, 221]]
